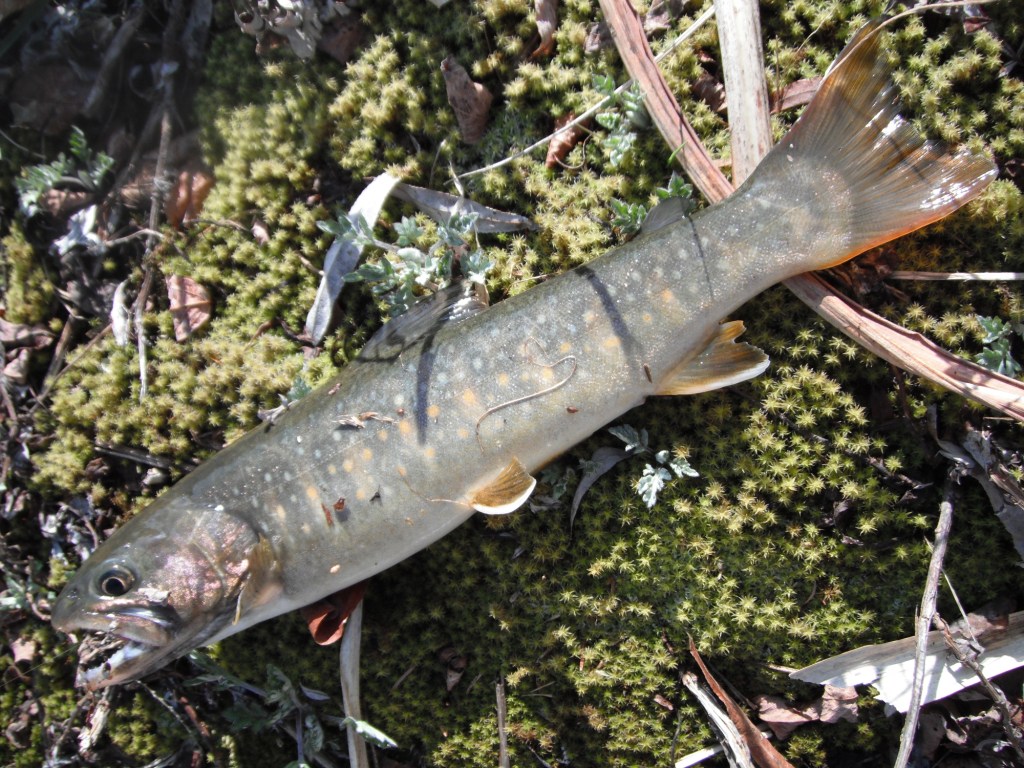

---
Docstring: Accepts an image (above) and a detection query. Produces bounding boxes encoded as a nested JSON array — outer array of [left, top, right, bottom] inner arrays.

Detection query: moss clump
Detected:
[[1, 222, 54, 324]]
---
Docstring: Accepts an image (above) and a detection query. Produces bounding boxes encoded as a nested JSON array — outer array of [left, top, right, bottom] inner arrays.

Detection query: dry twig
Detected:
[[893, 483, 955, 768]]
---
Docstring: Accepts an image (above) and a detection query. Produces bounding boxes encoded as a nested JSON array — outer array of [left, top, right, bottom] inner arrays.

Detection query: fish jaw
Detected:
[[51, 496, 278, 689], [52, 580, 226, 690]]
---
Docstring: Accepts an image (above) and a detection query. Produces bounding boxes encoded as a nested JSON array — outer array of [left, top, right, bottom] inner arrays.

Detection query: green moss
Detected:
[[1, 222, 54, 324], [20, 1, 1024, 766]]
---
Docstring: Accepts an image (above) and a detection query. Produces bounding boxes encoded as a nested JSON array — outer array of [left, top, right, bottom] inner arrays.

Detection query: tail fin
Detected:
[[778, 21, 996, 265]]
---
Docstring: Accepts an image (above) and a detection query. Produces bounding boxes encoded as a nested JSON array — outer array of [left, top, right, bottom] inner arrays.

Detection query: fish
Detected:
[[51, 24, 997, 690]]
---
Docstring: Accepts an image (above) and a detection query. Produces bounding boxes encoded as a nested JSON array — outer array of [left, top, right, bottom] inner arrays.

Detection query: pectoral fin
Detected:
[[234, 535, 281, 624], [470, 458, 536, 515], [657, 321, 769, 396]]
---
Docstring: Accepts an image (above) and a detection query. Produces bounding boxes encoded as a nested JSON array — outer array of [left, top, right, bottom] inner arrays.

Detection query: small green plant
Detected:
[[188, 656, 396, 766], [656, 172, 695, 209], [610, 172, 696, 237], [609, 198, 647, 236], [607, 424, 698, 508], [318, 211, 494, 315], [594, 76, 649, 168], [975, 315, 1023, 377], [15, 126, 114, 217]]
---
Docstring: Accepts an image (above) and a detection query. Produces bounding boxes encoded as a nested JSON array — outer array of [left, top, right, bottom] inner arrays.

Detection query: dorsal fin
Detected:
[[640, 197, 688, 236], [656, 321, 769, 396], [470, 458, 536, 515], [358, 282, 489, 361]]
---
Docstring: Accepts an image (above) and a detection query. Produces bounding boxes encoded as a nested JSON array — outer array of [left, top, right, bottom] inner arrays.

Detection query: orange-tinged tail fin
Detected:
[[777, 21, 996, 266]]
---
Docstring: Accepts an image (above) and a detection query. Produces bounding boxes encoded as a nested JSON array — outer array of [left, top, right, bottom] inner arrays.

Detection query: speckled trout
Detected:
[[52, 26, 996, 689]]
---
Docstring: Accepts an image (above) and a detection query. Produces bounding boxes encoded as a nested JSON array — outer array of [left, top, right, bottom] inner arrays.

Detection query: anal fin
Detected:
[[657, 321, 769, 396], [470, 458, 536, 515]]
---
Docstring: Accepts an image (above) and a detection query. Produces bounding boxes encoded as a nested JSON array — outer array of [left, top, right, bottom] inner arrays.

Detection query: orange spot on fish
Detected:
[[603, 336, 620, 348], [399, 420, 412, 435], [377, 429, 388, 442], [342, 460, 354, 473], [424, 446, 436, 459], [361, 448, 373, 462], [456, 427, 470, 440], [427, 404, 441, 419], [560, 341, 572, 353], [497, 372, 510, 387], [462, 388, 478, 406]]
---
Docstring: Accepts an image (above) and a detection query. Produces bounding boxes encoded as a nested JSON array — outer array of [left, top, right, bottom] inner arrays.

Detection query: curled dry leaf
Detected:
[[546, 113, 588, 169], [692, 71, 727, 113], [769, 77, 821, 114], [165, 163, 214, 228], [299, 581, 366, 645], [441, 56, 493, 144], [533, 0, 558, 58], [755, 685, 859, 740], [165, 275, 213, 342]]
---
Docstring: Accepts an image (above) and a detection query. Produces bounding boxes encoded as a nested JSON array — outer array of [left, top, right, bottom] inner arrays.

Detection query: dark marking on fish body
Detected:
[[577, 265, 638, 358], [321, 503, 334, 527], [643, 363, 652, 383]]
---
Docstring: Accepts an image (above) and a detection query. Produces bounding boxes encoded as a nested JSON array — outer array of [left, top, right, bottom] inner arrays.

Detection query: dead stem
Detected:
[[893, 481, 955, 768]]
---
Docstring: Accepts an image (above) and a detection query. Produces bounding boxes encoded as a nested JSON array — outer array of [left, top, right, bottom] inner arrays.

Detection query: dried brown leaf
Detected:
[[689, 638, 796, 768], [754, 694, 818, 740], [769, 77, 821, 113], [299, 581, 366, 645], [165, 275, 212, 342], [165, 164, 214, 228], [441, 57, 493, 144], [546, 113, 587, 169], [818, 685, 859, 725], [692, 70, 727, 113]]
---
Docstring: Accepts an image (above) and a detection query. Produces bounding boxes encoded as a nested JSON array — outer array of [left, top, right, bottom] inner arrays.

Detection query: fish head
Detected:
[[51, 496, 280, 689]]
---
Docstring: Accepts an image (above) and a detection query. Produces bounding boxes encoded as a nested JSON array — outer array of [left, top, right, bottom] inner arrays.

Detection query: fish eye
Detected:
[[96, 565, 135, 597]]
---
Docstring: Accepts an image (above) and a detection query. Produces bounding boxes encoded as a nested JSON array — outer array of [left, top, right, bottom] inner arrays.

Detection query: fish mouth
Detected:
[[74, 631, 165, 690], [54, 601, 188, 690]]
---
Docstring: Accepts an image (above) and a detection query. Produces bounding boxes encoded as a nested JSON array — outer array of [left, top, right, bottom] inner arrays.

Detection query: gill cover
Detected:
[[51, 497, 279, 689]]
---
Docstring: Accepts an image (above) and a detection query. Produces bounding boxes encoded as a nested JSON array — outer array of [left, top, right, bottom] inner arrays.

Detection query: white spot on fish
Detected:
[[314, 449, 322, 460], [215, 504, 225, 512], [296, 435, 303, 444], [394, 393, 406, 407], [330, 564, 341, 574], [264, 472, 273, 483], [332, 430, 343, 442]]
